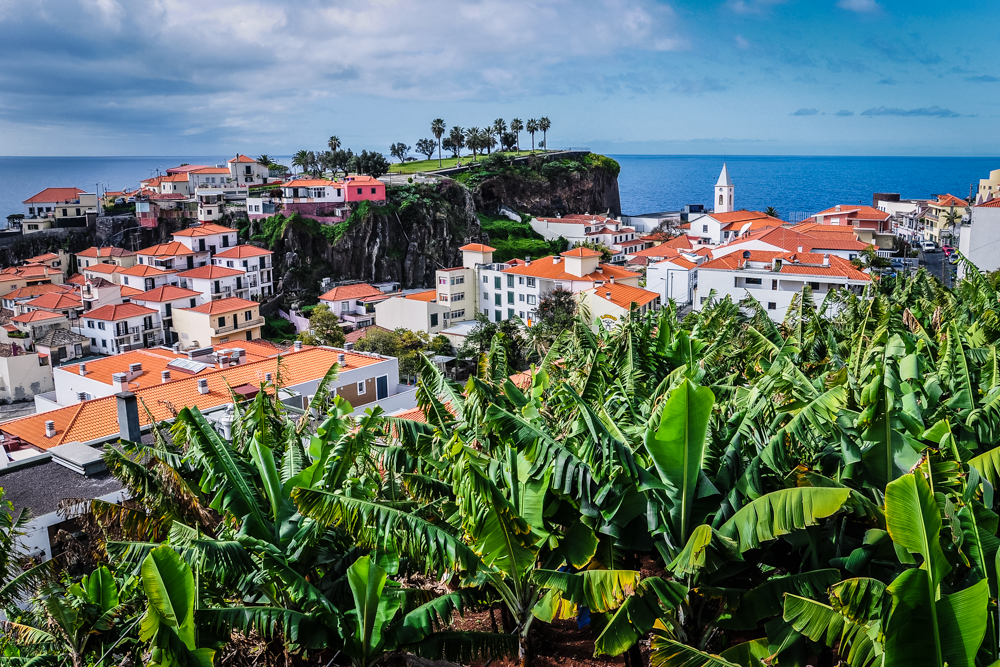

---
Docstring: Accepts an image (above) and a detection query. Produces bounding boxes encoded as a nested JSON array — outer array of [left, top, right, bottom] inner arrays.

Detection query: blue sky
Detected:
[[1, 0, 997, 156]]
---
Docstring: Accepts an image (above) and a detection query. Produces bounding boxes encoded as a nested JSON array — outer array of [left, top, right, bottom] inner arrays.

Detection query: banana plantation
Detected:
[[6, 266, 1000, 667]]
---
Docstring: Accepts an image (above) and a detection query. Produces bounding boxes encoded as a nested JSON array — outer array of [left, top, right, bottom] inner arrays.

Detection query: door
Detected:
[[376, 375, 388, 400], [246, 331, 252, 341]]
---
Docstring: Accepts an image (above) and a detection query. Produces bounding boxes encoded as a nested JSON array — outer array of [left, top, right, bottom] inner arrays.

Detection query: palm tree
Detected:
[[256, 154, 272, 167], [328, 135, 341, 152], [510, 118, 523, 152], [526, 119, 539, 152], [465, 127, 480, 162], [291, 150, 310, 174], [431, 119, 446, 167], [480, 127, 495, 155], [763, 206, 779, 218], [538, 117, 551, 150], [449, 126, 465, 159], [493, 118, 506, 150]]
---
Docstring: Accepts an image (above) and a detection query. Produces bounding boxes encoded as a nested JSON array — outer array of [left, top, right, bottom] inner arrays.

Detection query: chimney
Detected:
[[294, 340, 302, 351], [161, 370, 171, 383], [823, 253, 830, 266], [797, 246, 803, 253], [606, 291, 612, 298], [197, 378, 209, 394], [337, 353, 345, 364], [264, 372, 272, 383], [116, 392, 141, 443], [219, 355, 229, 369], [220, 413, 233, 440], [230, 352, 240, 366], [76, 392, 87, 402], [172, 343, 180, 353], [79, 362, 87, 376], [553, 256, 562, 264], [112, 372, 127, 393], [835, 205, 841, 212], [45, 420, 56, 438]]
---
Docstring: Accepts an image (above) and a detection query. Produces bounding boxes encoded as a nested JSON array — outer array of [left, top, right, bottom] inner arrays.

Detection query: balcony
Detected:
[[214, 317, 264, 336]]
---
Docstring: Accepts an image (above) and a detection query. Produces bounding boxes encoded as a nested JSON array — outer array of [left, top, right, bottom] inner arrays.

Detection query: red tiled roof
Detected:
[[175, 265, 244, 279], [131, 286, 201, 302], [23, 293, 81, 310], [654, 256, 697, 270], [404, 290, 438, 302], [190, 167, 231, 175], [561, 247, 602, 258], [23, 187, 85, 204], [138, 242, 196, 257], [585, 283, 660, 309], [172, 223, 235, 237], [84, 303, 157, 321], [3, 284, 72, 300], [977, 199, 1000, 208], [320, 283, 384, 302], [120, 286, 144, 297], [698, 251, 871, 281], [184, 298, 257, 315], [459, 243, 496, 252], [25, 253, 59, 263], [120, 264, 175, 277], [83, 263, 122, 275], [280, 179, 335, 187], [933, 194, 968, 208], [213, 245, 272, 259], [11, 310, 64, 323], [344, 325, 391, 344], [501, 256, 640, 282], [814, 205, 890, 221], [228, 154, 258, 163], [77, 246, 135, 258]]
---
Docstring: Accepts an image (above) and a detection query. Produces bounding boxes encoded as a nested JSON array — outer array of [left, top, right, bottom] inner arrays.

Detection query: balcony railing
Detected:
[[214, 317, 264, 336]]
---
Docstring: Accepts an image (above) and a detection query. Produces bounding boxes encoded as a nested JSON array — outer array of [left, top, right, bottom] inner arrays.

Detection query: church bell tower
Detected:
[[714, 163, 734, 214]]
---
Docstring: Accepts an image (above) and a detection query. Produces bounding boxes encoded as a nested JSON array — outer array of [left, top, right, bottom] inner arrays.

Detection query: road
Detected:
[[918, 250, 956, 288]]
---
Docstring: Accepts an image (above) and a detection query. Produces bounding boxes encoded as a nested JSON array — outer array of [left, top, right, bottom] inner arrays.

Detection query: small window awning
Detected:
[[232, 383, 260, 399]]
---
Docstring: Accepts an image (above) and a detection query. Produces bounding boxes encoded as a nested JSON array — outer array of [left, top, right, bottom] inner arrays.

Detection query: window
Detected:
[[745, 278, 762, 285], [244, 310, 252, 321], [357, 381, 366, 395], [371, 187, 377, 194], [227, 261, 234, 268], [519, 311, 525, 318], [494, 310, 501, 322], [165, 304, 172, 316], [453, 276, 464, 285], [451, 309, 465, 319], [702, 225, 708, 233], [87, 320, 94, 328], [700, 297, 707, 304], [526, 278, 536, 287], [357, 188, 362, 195], [482, 275, 488, 284], [768, 302, 777, 310], [439, 277, 447, 285], [508, 308, 515, 319], [494, 293, 501, 306], [518, 276, 525, 285], [101, 339, 107, 347], [430, 313, 438, 327], [123, 277, 129, 285], [719, 194, 723, 205], [527, 295, 537, 305], [218, 317, 226, 327], [199, 240, 206, 251], [483, 291, 489, 302], [190, 299, 197, 308], [809, 282, 820, 290], [494, 277, 501, 290], [90, 338, 96, 346], [772, 280, 778, 290], [98, 322, 105, 330], [452, 293, 464, 301], [519, 294, 525, 302], [507, 275, 514, 288]]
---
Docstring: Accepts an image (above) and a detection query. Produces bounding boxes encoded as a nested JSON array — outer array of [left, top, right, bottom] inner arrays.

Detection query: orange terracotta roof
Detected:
[[654, 256, 698, 270], [721, 217, 784, 232], [161, 174, 191, 183], [83, 264, 122, 275], [120, 286, 144, 297], [629, 244, 684, 259], [814, 205, 890, 220], [176, 265, 244, 279], [391, 406, 428, 423], [213, 245, 272, 259], [4, 347, 385, 449], [67, 274, 86, 285], [23, 187, 85, 204], [184, 297, 257, 315], [138, 242, 197, 257], [25, 253, 59, 263], [120, 264, 175, 277], [12, 310, 65, 323], [131, 286, 201, 302], [172, 223, 235, 237], [404, 290, 438, 302], [190, 167, 231, 175], [4, 284, 72, 300], [77, 246, 135, 258], [84, 303, 157, 321], [501, 255, 640, 283], [23, 293, 81, 310], [699, 251, 870, 281], [792, 222, 858, 235], [459, 243, 496, 252], [662, 235, 696, 250], [721, 226, 869, 253], [586, 283, 660, 309], [228, 154, 257, 163], [280, 179, 336, 187], [977, 199, 1000, 208], [561, 247, 602, 258], [344, 325, 391, 344], [0, 265, 57, 279], [320, 283, 384, 302], [933, 194, 968, 208]]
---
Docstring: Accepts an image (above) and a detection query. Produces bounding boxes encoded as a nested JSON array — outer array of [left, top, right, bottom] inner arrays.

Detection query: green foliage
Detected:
[[583, 152, 622, 177], [353, 327, 440, 378], [477, 213, 567, 263], [261, 315, 296, 342], [297, 304, 346, 348]]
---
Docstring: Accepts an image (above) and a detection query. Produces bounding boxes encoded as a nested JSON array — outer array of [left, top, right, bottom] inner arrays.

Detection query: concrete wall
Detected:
[[959, 206, 1000, 277], [646, 263, 694, 304], [0, 354, 54, 401]]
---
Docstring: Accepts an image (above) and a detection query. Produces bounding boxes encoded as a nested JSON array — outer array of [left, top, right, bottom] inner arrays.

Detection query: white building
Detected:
[[694, 250, 871, 321], [137, 241, 207, 272], [578, 283, 661, 329], [228, 154, 269, 185], [711, 225, 870, 262], [714, 163, 734, 214], [375, 290, 451, 335], [176, 264, 248, 303], [75, 303, 161, 354], [531, 215, 644, 262], [959, 200, 1000, 278], [212, 245, 275, 299], [118, 264, 177, 293], [172, 223, 239, 256], [130, 285, 202, 345], [645, 255, 699, 305], [187, 167, 232, 189]]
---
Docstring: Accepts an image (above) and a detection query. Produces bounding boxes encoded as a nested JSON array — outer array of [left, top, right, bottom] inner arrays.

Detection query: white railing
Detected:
[[876, 250, 893, 258]]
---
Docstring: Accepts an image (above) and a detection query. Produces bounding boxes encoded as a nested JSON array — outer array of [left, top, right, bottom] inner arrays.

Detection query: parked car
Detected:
[[114, 197, 125, 205], [942, 245, 955, 256], [950, 255, 961, 265], [921, 241, 938, 253], [126, 196, 135, 203]]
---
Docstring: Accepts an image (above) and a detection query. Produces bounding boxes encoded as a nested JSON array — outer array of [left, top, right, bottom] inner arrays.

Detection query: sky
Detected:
[[1, 0, 997, 157]]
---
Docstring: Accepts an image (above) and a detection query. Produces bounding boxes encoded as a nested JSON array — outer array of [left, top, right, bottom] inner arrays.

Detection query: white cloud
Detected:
[[727, 0, 788, 15], [735, 34, 751, 49], [837, 0, 880, 13]]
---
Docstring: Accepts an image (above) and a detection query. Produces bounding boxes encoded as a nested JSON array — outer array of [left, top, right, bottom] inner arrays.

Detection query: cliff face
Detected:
[[275, 180, 480, 302], [472, 164, 622, 218]]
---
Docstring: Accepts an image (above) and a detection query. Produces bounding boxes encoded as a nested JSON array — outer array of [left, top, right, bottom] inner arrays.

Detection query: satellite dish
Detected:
[[739, 222, 753, 236], [742, 250, 751, 259]]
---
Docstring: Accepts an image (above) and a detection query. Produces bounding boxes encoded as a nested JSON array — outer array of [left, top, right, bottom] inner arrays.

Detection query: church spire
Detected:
[[714, 163, 734, 213]]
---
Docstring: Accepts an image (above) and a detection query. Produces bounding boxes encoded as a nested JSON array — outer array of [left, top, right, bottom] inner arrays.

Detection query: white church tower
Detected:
[[714, 163, 734, 214]]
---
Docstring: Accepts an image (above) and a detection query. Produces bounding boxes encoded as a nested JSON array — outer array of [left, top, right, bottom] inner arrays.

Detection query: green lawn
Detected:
[[388, 150, 552, 174]]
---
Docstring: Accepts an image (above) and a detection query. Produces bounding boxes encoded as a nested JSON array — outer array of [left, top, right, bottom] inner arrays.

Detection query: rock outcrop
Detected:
[[472, 161, 621, 218]]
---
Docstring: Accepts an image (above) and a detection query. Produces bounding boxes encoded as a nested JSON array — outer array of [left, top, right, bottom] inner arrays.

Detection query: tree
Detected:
[[525, 119, 539, 152], [297, 304, 346, 347], [500, 131, 518, 152], [574, 239, 613, 262], [943, 208, 962, 241], [353, 327, 436, 379], [328, 135, 341, 152], [415, 138, 437, 161], [535, 288, 577, 332], [332, 148, 355, 177], [464, 127, 480, 162], [509, 118, 523, 152], [291, 150, 310, 174], [764, 205, 779, 218], [448, 126, 465, 158], [538, 116, 551, 150], [256, 154, 273, 168], [479, 127, 495, 155], [431, 118, 446, 168], [389, 142, 410, 164], [352, 150, 390, 179], [493, 118, 506, 148]]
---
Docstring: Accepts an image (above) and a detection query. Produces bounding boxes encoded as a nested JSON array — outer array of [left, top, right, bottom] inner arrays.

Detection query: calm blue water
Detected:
[[611, 155, 999, 219], [0, 155, 996, 223]]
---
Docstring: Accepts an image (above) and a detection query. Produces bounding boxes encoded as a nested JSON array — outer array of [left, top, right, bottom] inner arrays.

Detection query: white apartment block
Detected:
[[212, 246, 275, 299]]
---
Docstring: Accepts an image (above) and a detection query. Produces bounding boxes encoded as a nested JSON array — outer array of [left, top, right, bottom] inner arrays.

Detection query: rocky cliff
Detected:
[[270, 153, 622, 305]]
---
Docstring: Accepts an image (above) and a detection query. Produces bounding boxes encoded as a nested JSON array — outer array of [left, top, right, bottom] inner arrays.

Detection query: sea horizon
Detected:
[[0, 153, 996, 221]]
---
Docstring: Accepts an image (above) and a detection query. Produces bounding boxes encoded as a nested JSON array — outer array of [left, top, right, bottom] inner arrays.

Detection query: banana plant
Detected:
[[139, 546, 214, 667]]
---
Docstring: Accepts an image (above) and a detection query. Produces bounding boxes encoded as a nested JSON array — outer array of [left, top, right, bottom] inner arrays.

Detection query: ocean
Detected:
[[0, 154, 996, 223]]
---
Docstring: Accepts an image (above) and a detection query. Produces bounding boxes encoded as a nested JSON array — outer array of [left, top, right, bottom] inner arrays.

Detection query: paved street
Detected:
[[918, 250, 957, 288]]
